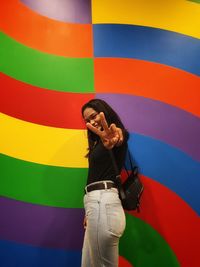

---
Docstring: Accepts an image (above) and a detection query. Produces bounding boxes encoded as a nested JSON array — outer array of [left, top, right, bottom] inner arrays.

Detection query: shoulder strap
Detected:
[[108, 150, 126, 200]]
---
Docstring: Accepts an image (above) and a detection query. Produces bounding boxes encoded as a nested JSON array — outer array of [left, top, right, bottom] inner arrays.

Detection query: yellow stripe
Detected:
[[92, 0, 200, 39], [0, 113, 88, 168]]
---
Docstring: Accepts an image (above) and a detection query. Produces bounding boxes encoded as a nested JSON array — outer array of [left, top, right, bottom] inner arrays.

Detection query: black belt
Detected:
[[85, 181, 117, 193]]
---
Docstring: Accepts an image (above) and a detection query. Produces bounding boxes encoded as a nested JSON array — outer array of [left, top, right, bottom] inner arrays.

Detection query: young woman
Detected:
[[81, 99, 129, 267]]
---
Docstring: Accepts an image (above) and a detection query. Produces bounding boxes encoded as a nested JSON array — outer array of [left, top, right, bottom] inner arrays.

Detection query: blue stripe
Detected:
[[93, 24, 200, 76], [127, 133, 200, 214], [0, 239, 81, 267], [97, 93, 200, 162]]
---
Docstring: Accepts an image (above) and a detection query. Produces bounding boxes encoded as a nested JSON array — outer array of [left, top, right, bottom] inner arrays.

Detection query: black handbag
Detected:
[[109, 150, 144, 211]]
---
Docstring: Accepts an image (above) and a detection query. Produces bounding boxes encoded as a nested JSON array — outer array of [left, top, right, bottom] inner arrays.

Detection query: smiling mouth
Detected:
[[94, 124, 101, 129]]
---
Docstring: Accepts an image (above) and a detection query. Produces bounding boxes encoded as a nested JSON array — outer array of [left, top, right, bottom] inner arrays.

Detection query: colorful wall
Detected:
[[0, 0, 200, 266]]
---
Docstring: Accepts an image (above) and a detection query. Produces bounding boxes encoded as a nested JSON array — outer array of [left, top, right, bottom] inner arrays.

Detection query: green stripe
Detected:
[[0, 32, 94, 93], [187, 0, 200, 4], [0, 154, 87, 208], [120, 214, 180, 267]]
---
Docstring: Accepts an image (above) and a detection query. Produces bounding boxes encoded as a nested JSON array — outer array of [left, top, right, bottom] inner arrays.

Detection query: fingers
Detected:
[[110, 124, 124, 146], [86, 113, 124, 148], [86, 122, 100, 136], [99, 112, 109, 133]]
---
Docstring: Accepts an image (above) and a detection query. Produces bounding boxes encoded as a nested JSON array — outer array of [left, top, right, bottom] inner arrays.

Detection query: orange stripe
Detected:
[[0, 0, 93, 58], [94, 58, 200, 117]]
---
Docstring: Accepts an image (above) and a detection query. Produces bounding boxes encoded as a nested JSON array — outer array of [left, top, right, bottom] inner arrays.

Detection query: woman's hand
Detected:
[[83, 216, 87, 229], [86, 112, 124, 149]]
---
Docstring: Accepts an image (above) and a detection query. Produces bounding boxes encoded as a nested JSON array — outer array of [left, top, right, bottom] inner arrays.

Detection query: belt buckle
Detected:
[[103, 181, 108, 190]]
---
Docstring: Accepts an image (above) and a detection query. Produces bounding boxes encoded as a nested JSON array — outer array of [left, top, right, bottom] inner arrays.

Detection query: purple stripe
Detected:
[[96, 94, 200, 162], [20, 0, 91, 24], [0, 197, 84, 250]]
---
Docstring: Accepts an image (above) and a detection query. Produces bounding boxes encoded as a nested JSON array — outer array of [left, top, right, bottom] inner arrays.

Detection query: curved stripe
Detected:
[[131, 175, 199, 267], [1, 113, 200, 213], [0, 197, 84, 250], [0, 32, 94, 93], [119, 256, 133, 267], [189, 0, 200, 3], [0, 240, 81, 267], [94, 58, 200, 117], [128, 134, 200, 215], [21, 0, 91, 24], [93, 24, 200, 76], [0, 73, 94, 129], [0, 113, 88, 168], [1, 154, 198, 266], [97, 93, 200, 162], [0, 198, 180, 267], [1, 113, 199, 213], [0, 0, 93, 57], [120, 214, 179, 267], [92, 0, 200, 39], [0, 154, 86, 208], [1, 157, 198, 266]]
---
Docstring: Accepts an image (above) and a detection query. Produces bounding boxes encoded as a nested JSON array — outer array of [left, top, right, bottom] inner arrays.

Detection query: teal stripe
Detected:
[[0, 154, 87, 208], [120, 214, 180, 267], [0, 32, 94, 92]]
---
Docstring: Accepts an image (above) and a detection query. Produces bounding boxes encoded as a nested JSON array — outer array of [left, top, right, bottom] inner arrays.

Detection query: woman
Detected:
[[81, 99, 129, 267]]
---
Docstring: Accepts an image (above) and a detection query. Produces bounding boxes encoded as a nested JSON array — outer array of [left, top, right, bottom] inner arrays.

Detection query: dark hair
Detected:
[[82, 99, 129, 154]]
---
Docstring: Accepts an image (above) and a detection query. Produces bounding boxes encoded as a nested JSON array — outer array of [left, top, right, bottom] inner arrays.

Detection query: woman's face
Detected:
[[83, 107, 102, 130]]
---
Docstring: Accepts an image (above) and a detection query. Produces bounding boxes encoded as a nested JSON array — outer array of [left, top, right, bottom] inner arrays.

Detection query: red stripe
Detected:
[[0, 0, 93, 57], [128, 175, 199, 267], [95, 58, 200, 117], [119, 256, 133, 267], [0, 73, 94, 128]]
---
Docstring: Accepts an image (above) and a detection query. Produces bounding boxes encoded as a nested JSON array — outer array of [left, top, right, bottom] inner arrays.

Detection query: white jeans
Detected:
[[81, 184, 126, 267]]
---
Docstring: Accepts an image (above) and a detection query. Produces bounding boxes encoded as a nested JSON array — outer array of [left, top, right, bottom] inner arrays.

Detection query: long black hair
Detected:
[[82, 99, 129, 154]]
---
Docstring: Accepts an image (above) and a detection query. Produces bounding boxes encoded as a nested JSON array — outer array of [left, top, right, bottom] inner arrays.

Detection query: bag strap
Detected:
[[108, 150, 126, 201], [124, 150, 139, 177]]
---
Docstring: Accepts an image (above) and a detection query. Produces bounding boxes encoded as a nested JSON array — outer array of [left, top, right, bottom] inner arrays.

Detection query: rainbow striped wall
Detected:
[[0, 0, 200, 266]]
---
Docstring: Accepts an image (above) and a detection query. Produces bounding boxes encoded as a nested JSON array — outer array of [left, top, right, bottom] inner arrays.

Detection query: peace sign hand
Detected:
[[86, 112, 124, 149]]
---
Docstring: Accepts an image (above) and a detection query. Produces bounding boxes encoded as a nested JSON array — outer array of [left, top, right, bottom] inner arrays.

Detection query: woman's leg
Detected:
[[81, 189, 126, 267], [81, 227, 92, 267], [97, 189, 126, 266]]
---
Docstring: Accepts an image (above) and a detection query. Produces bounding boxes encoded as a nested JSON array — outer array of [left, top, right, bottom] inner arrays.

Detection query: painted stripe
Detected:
[[120, 214, 179, 267], [0, 240, 132, 267], [0, 113, 88, 168], [1, 112, 199, 212], [93, 24, 200, 76], [1, 113, 199, 212], [0, 73, 94, 129], [94, 58, 200, 117], [1, 171, 198, 266], [0, 199, 180, 267], [92, 0, 200, 39], [0, 157, 198, 265], [119, 256, 132, 267], [0, 154, 87, 208], [21, 0, 91, 24], [0, 197, 84, 250], [131, 175, 199, 267], [0, 0, 93, 58], [0, 32, 94, 93], [128, 134, 200, 214], [0, 240, 81, 267], [97, 93, 200, 162], [188, 0, 200, 4]]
